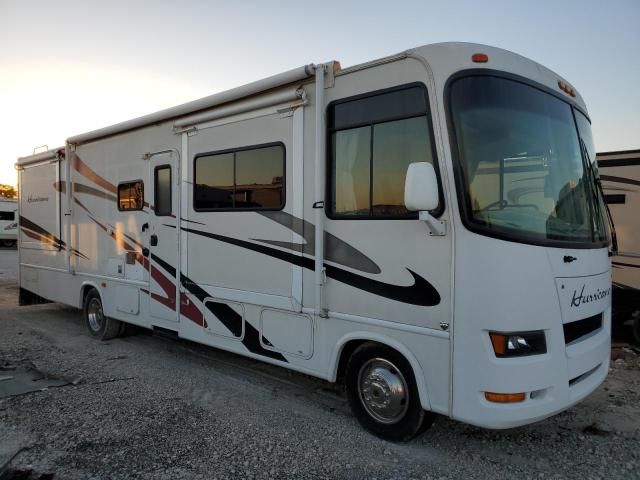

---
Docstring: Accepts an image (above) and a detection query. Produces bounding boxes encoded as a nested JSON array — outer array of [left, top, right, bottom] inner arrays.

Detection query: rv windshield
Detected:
[[449, 75, 608, 247]]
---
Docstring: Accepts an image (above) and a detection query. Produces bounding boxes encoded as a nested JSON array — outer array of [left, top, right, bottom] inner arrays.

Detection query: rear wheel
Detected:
[[345, 342, 434, 441], [632, 313, 640, 345], [83, 289, 121, 340]]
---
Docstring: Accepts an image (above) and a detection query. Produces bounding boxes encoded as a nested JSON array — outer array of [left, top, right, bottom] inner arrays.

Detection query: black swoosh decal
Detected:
[[180, 217, 206, 225], [67, 200, 285, 361], [612, 261, 640, 270], [180, 272, 287, 362], [599, 175, 640, 187], [598, 157, 640, 168], [19, 216, 89, 260], [151, 253, 176, 277], [257, 211, 381, 274], [183, 227, 440, 306]]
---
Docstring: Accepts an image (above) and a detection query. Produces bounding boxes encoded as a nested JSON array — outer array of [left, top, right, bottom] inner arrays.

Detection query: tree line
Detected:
[[0, 184, 18, 199]]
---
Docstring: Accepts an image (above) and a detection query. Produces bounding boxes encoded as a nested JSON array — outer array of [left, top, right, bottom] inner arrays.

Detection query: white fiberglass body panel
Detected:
[[15, 42, 611, 431]]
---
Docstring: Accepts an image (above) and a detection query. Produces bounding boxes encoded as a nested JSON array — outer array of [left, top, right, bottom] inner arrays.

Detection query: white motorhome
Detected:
[[597, 149, 640, 341], [17, 43, 613, 440], [0, 198, 18, 247]]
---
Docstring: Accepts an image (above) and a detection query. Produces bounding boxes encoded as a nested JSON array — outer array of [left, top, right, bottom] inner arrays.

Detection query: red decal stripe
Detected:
[[72, 153, 117, 194]]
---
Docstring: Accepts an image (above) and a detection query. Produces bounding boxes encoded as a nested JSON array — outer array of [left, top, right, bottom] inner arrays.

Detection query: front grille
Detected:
[[563, 313, 603, 344], [569, 364, 601, 387]]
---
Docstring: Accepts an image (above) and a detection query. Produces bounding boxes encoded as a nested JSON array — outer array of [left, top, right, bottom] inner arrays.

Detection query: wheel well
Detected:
[[336, 339, 406, 383], [80, 284, 98, 308]]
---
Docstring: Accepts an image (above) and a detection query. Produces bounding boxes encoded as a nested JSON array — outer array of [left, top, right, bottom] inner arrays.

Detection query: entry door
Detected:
[[148, 152, 179, 324]]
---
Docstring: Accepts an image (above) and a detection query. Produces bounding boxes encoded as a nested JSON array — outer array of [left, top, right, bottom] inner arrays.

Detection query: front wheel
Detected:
[[345, 342, 434, 441], [83, 289, 122, 340]]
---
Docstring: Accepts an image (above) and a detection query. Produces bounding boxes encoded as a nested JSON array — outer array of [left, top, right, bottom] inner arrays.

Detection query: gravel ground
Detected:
[[0, 247, 17, 285], [1, 248, 639, 479]]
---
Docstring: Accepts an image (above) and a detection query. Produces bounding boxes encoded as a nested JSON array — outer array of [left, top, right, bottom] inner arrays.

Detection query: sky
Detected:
[[0, 0, 638, 187]]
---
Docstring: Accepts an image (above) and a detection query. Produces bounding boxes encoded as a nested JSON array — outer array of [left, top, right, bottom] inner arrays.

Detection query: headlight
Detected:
[[489, 331, 547, 357]]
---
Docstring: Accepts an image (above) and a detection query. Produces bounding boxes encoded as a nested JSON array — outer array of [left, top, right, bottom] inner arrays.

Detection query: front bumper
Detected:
[[451, 307, 611, 429]]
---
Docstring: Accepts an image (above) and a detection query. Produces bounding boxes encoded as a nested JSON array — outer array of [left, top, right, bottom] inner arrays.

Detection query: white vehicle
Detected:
[[17, 43, 613, 440], [597, 149, 640, 341], [0, 198, 18, 247]]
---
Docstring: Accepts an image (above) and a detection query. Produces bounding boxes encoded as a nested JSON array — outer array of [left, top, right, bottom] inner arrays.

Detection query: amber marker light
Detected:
[[472, 53, 489, 63], [489, 332, 508, 355], [484, 392, 526, 403], [558, 80, 577, 97]]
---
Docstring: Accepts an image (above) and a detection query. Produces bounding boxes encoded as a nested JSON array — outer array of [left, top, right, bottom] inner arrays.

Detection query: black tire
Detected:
[[118, 321, 128, 338], [632, 315, 640, 346], [83, 288, 121, 340], [345, 342, 434, 441]]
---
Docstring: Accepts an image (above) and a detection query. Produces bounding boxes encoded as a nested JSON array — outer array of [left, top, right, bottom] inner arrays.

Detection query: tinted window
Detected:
[[0, 211, 15, 221], [372, 117, 433, 216], [329, 85, 438, 218], [118, 181, 144, 211], [154, 166, 172, 216], [450, 75, 606, 244], [332, 127, 371, 216], [195, 153, 234, 209], [330, 86, 427, 130], [194, 144, 284, 211]]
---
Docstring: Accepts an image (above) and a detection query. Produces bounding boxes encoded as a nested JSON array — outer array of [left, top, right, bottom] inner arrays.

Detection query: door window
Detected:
[[154, 166, 172, 216]]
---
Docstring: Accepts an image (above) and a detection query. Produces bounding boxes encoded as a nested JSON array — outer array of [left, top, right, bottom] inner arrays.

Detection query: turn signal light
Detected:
[[489, 332, 508, 355], [472, 53, 489, 63], [484, 392, 526, 403]]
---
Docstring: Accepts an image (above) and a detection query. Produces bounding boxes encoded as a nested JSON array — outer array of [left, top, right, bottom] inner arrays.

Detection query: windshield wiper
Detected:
[[580, 138, 618, 255]]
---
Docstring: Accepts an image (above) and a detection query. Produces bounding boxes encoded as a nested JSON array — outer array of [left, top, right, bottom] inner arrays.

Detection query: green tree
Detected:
[[0, 184, 18, 199]]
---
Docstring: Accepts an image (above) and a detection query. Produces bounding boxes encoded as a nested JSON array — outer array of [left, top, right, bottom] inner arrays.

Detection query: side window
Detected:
[[0, 211, 15, 221], [328, 84, 439, 218], [118, 181, 144, 211], [154, 166, 172, 216], [194, 143, 285, 211]]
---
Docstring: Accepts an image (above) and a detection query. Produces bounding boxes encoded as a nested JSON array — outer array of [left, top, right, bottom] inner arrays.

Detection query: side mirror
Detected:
[[405, 162, 439, 212], [404, 162, 446, 236]]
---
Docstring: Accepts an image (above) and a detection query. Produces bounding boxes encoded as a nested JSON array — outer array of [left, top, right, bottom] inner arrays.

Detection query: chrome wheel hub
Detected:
[[357, 358, 409, 424], [87, 298, 104, 332]]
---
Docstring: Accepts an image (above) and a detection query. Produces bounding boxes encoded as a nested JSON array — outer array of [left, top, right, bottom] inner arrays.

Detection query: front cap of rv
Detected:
[[412, 43, 610, 428]]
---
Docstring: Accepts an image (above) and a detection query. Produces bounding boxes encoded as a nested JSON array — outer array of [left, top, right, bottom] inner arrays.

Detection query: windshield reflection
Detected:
[[450, 75, 607, 246]]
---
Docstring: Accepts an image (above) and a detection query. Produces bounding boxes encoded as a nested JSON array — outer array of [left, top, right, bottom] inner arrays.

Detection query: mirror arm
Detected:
[[419, 211, 446, 236]]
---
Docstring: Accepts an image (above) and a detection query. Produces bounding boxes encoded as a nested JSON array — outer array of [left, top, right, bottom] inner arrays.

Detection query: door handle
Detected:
[[150, 234, 158, 246], [141, 222, 149, 232]]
